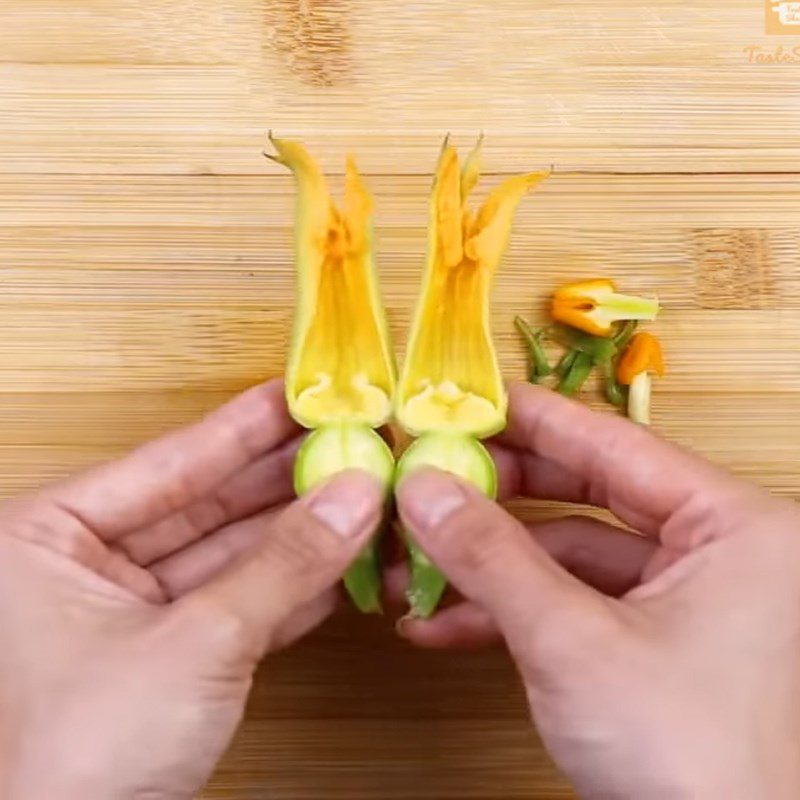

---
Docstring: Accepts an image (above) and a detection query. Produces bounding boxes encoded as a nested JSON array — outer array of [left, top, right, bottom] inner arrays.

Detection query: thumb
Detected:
[[172, 469, 383, 660], [396, 469, 617, 657]]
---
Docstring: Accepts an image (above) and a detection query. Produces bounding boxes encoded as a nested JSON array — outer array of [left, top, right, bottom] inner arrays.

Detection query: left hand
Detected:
[[0, 379, 383, 799]]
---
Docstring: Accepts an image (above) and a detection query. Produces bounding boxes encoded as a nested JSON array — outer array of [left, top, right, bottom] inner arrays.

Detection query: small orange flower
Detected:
[[552, 278, 660, 337], [616, 332, 664, 425], [617, 332, 665, 385]]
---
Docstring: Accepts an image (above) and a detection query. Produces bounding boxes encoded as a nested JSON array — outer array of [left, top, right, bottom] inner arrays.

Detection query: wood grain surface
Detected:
[[1, 1, 799, 797]]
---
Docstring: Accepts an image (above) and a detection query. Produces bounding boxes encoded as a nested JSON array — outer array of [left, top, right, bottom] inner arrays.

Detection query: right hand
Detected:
[[395, 382, 800, 799]]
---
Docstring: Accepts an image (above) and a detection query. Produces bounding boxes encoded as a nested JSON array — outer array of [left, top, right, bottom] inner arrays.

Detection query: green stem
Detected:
[[601, 291, 659, 319], [343, 539, 383, 614], [514, 316, 552, 382], [406, 542, 447, 619], [603, 360, 627, 407], [558, 351, 593, 396], [397, 433, 496, 618], [550, 325, 617, 364], [555, 348, 578, 378], [612, 319, 638, 350]]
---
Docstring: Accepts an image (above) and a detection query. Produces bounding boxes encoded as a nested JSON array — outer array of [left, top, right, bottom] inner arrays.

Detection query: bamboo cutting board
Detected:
[[1, 1, 799, 797]]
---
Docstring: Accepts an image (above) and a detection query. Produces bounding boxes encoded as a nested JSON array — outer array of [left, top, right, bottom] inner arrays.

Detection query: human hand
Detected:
[[396, 382, 800, 799], [0, 379, 383, 800]]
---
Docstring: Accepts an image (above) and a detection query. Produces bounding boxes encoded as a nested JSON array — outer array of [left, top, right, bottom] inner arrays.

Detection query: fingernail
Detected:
[[306, 470, 382, 538], [398, 470, 466, 531], [395, 614, 413, 639]]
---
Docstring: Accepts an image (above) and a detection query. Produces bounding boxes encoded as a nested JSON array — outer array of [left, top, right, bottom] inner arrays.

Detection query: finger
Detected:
[[397, 602, 501, 649], [96, 545, 167, 604], [497, 382, 738, 536], [172, 470, 384, 660], [270, 589, 339, 650], [383, 548, 467, 613], [640, 545, 686, 583], [149, 506, 286, 598], [392, 516, 655, 650], [488, 441, 588, 503], [45, 380, 300, 539], [1, 499, 167, 603], [157, 525, 338, 648], [383, 561, 410, 608], [382, 560, 410, 611], [383, 557, 469, 613], [531, 516, 656, 596], [120, 437, 300, 566], [396, 469, 616, 650], [383, 562, 494, 650]]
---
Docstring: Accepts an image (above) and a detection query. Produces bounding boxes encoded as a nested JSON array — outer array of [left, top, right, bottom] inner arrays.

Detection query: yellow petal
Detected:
[[266, 134, 336, 268], [460, 134, 483, 202], [271, 138, 396, 428], [433, 144, 464, 268], [464, 170, 549, 268], [344, 154, 373, 256], [400, 382, 503, 436]]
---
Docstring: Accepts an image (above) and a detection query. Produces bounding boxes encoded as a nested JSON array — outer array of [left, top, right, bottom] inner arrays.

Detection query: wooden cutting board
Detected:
[[1, 1, 799, 797]]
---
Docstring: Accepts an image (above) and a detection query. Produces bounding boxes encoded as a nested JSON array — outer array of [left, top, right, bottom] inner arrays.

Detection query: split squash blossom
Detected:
[[396, 137, 548, 616], [267, 134, 396, 613]]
